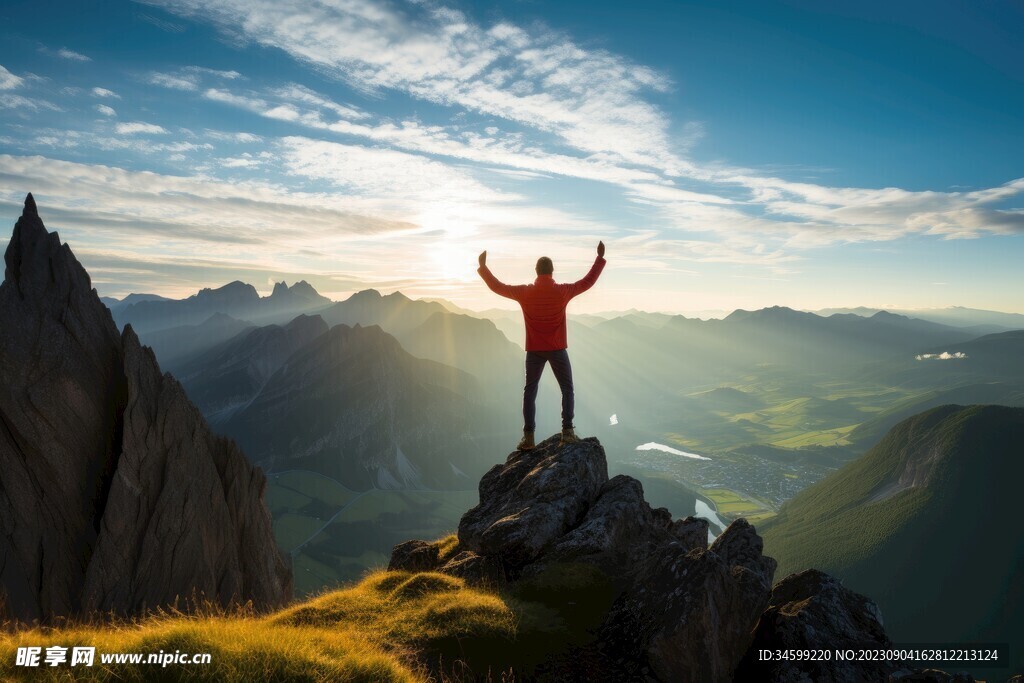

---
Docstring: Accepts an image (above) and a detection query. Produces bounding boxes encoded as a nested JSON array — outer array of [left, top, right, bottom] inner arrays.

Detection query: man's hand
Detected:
[[597, 241, 605, 258], [478, 250, 487, 268]]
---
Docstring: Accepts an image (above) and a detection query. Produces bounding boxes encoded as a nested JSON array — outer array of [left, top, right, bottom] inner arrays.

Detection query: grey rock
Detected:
[[1, 194, 126, 620], [670, 515, 710, 549], [388, 540, 441, 573], [438, 550, 507, 586], [457, 434, 608, 568], [394, 435, 780, 681], [81, 327, 291, 613], [0, 195, 291, 621], [532, 475, 706, 577], [604, 519, 776, 683], [735, 568, 892, 682]]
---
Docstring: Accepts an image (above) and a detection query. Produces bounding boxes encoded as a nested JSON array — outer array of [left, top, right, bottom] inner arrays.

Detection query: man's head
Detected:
[[536, 256, 554, 276]]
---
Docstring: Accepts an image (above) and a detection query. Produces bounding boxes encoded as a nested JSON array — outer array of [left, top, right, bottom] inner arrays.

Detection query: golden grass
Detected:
[[0, 536, 617, 682], [0, 565, 521, 682]]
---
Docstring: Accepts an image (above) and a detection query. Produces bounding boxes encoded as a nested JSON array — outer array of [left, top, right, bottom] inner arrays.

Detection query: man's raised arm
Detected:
[[477, 250, 524, 301], [565, 241, 607, 299]]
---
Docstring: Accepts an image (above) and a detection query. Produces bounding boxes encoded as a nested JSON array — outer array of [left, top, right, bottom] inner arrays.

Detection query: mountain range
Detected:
[[218, 322, 504, 489], [112, 278, 330, 334]]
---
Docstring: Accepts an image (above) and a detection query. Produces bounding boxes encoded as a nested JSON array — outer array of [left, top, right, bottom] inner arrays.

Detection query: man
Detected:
[[477, 241, 607, 450]]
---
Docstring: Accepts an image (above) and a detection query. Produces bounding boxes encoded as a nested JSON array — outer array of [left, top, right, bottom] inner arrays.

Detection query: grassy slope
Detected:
[[0, 540, 616, 682], [761, 404, 1024, 675]]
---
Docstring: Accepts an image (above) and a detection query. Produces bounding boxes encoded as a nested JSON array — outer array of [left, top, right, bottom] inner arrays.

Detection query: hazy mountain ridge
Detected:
[[814, 305, 1024, 331], [140, 312, 255, 372], [176, 313, 330, 420], [113, 278, 331, 333], [219, 323, 506, 490]]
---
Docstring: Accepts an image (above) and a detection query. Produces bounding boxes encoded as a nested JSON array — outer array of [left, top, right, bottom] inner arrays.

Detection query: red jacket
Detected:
[[478, 256, 607, 351]]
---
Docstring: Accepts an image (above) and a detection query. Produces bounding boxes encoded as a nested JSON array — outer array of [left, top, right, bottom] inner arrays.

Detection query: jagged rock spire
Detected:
[[0, 195, 292, 621]]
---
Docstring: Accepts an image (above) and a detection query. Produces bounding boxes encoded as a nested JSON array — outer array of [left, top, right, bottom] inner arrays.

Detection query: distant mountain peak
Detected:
[[267, 279, 326, 303], [725, 305, 807, 322], [870, 310, 908, 321], [192, 280, 259, 303]]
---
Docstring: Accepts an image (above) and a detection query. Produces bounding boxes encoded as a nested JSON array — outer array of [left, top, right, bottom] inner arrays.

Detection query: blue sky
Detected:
[[0, 0, 1021, 313]]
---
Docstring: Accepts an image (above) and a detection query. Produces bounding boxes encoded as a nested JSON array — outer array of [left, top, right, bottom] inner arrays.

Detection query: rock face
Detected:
[[458, 436, 608, 569], [601, 519, 776, 682], [734, 569, 893, 682], [0, 195, 291, 621], [391, 434, 773, 681]]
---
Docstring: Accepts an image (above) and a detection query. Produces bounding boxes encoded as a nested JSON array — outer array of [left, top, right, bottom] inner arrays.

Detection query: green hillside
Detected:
[[761, 404, 1024, 677]]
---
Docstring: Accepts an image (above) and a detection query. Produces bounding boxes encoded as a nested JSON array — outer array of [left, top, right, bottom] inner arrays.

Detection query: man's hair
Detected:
[[536, 256, 554, 275]]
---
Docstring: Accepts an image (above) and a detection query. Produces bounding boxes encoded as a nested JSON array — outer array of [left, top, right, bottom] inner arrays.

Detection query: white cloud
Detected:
[[279, 135, 514, 206], [0, 65, 24, 90], [0, 93, 61, 111], [205, 130, 263, 143], [91, 87, 120, 99], [115, 121, 169, 135], [203, 87, 264, 109], [219, 155, 260, 168], [184, 66, 242, 80], [56, 48, 91, 62], [0, 153, 414, 246], [149, 67, 243, 92], [95, 104, 117, 116], [273, 83, 367, 120], [149, 71, 200, 91]]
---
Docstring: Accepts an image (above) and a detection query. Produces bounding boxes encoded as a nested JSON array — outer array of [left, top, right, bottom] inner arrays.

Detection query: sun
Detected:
[[429, 239, 478, 282]]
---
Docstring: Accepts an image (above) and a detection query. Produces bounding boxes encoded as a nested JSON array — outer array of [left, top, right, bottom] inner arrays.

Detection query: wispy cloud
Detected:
[[44, 47, 92, 62], [148, 71, 200, 90], [143, 0, 676, 169], [115, 121, 169, 135], [0, 94, 61, 112], [144, 0, 1024, 256], [0, 65, 23, 90], [95, 104, 117, 117], [91, 87, 120, 99], [147, 66, 242, 92]]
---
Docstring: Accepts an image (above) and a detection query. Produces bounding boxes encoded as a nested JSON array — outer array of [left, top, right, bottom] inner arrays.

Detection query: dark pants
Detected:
[[523, 349, 574, 432]]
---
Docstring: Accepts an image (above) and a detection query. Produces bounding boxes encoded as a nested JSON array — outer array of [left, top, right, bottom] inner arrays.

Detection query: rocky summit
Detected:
[[390, 434, 920, 682], [0, 195, 291, 622]]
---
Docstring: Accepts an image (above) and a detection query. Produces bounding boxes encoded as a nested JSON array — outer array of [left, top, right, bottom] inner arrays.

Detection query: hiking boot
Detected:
[[517, 431, 535, 451], [560, 427, 580, 445]]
